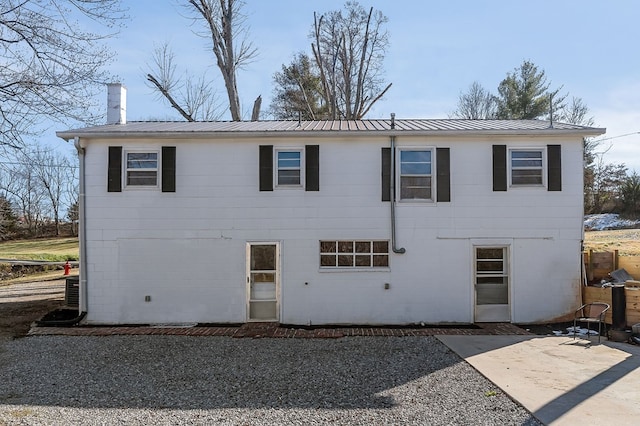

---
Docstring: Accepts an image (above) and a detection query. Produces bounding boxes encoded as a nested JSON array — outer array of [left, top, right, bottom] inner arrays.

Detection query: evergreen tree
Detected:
[[495, 60, 566, 120], [269, 53, 328, 120], [0, 196, 19, 240]]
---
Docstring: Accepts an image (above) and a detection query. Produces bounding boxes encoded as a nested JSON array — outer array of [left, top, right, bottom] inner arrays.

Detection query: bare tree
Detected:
[[311, 2, 392, 119], [0, 159, 46, 236], [585, 149, 628, 213], [450, 81, 498, 119], [0, 144, 78, 236], [148, 0, 257, 121], [147, 43, 222, 121], [558, 96, 594, 127], [0, 0, 125, 150], [31, 149, 75, 236]]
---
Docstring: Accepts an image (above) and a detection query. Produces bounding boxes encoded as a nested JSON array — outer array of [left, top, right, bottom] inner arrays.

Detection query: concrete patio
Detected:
[[438, 334, 640, 425]]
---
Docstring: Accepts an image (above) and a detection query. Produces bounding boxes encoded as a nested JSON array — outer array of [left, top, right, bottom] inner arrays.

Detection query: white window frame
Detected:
[[319, 240, 390, 270], [275, 148, 304, 188], [509, 148, 546, 187], [124, 150, 159, 189], [396, 147, 434, 202]]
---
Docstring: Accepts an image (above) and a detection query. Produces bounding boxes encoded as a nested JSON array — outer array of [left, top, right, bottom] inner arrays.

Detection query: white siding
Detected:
[[81, 134, 583, 325]]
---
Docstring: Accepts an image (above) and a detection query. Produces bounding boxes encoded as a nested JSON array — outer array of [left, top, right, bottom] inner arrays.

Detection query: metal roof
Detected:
[[57, 119, 605, 140]]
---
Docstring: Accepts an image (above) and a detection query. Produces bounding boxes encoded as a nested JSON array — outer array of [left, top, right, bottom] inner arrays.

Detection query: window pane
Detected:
[[355, 241, 370, 253], [320, 255, 336, 267], [251, 245, 276, 270], [401, 150, 431, 163], [338, 255, 353, 267], [477, 248, 504, 259], [477, 277, 508, 285], [476, 280, 509, 304], [400, 176, 432, 199], [512, 169, 542, 185], [320, 241, 336, 253], [278, 169, 301, 185], [477, 261, 505, 273], [127, 153, 157, 169], [127, 171, 157, 186], [512, 151, 542, 159], [512, 158, 543, 168], [338, 241, 353, 253], [373, 241, 389, 253], [252, 273, 275, 284], [400, 150, 431, 175], [278, 151, 301, 166], [373, 255, 389, 267], [355, 255, 371, 267]]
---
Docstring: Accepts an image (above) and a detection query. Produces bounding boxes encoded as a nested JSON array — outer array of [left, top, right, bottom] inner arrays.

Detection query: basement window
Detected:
[[320, 240, 389, 269]]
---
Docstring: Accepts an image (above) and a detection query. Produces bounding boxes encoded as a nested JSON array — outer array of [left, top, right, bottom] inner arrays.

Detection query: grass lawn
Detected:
[[583, 229, 640, 256], [0, 237, 79, 262]]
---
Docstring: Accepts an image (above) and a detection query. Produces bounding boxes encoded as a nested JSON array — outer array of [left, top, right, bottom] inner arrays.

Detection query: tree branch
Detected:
[[146, 73, 195, 121]]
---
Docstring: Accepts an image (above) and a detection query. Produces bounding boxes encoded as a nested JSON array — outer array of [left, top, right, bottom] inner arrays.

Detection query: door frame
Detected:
[[473, 243, 512, 323], [246, 241, 280, 322]]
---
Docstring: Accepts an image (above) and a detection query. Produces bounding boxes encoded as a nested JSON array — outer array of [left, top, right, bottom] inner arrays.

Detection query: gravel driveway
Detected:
[[0, 335, 541, 425]]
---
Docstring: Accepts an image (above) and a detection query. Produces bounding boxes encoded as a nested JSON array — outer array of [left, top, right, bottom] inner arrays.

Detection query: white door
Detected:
[[474, 246, 511, 322], [247, 243, 279, 322]]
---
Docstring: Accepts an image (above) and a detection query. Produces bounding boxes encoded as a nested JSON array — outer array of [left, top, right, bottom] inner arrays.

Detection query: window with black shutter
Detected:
[[260, 145, 319, 191], [107, 146, 176, 192]]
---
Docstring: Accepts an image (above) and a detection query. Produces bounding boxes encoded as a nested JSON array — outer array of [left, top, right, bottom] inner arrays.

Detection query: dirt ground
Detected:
[[0, 279, 65, 339]]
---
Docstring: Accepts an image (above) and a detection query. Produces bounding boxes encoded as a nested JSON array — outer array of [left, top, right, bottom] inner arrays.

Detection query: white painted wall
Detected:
[[81, 133, 584, 325]]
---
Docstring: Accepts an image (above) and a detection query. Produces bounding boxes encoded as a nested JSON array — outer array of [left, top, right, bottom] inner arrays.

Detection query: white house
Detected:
[[57, 86, 605, 326]]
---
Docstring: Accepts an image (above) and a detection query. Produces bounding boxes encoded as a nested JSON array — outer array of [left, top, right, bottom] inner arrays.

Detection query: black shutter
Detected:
[[305, 145, 319, 191], [547, 144, 562, 191], [492, 145, 507, 191], [162, 146, 176, 192], [107, 146, 122, 192], [381, 147, 391, 201], [259, 145, 273, 191], [436, 148, 451, 202]]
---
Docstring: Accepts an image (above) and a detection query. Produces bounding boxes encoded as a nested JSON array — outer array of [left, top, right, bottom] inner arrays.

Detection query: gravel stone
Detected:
[[0, 336, 541, 425]]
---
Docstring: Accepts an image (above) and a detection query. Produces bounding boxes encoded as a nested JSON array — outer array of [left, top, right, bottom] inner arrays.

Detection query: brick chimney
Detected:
[[107, 83, 127, 125]]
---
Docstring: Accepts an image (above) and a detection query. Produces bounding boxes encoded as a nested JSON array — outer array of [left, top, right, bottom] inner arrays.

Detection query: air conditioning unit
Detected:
[[65, 276, 79, 308]]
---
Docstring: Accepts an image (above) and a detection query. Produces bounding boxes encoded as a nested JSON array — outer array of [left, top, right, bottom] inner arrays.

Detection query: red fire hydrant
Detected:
[[64, 261, 71, 276]]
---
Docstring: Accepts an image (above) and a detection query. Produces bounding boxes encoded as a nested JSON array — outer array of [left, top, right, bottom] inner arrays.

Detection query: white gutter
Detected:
[[74, 137, 88, 315]]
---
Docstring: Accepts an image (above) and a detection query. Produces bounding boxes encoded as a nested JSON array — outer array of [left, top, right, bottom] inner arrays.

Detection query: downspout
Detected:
[[389, 114, 405, 254], [74, 136, 88, 317]]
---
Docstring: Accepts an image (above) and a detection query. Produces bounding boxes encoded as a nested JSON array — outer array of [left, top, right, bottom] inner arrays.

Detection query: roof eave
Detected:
[[57, 127, 606, 141]]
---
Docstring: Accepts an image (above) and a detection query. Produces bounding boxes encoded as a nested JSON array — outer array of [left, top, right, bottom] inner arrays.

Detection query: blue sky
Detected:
[[66, 0, 640, 170]]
